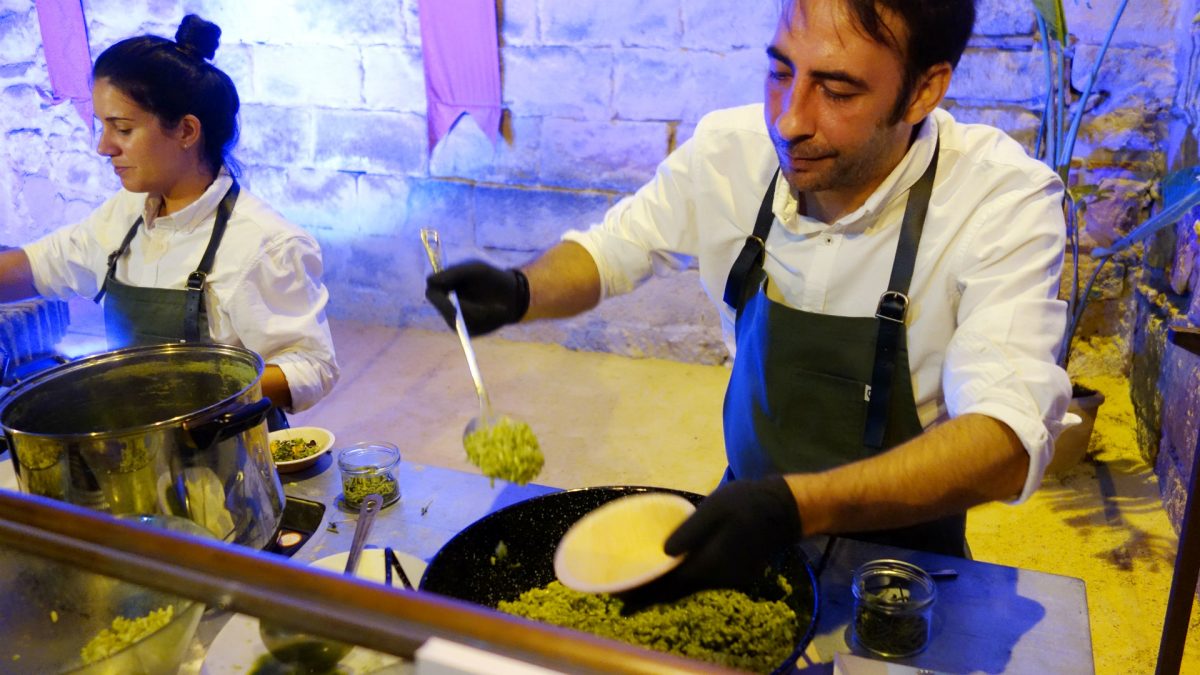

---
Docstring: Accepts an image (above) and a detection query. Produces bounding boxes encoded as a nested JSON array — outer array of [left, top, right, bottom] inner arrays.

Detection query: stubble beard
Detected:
[[771, 121, 902, 199]]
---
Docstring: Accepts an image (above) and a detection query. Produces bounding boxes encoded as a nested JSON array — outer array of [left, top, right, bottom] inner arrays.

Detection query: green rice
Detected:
[[80, 605, 174, 664], [498, 581, 796, 673], [464, 417, 543, 486]]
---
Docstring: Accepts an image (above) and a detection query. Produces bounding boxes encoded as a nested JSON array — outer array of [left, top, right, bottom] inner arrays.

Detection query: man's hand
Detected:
[[425, 261, 530, 336], [618, 476, 802, 611]]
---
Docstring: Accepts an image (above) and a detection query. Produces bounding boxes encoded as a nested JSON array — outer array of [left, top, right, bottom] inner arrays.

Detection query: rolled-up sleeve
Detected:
[[943, 177, 1073, 503], [227, 235, 339, 413], [563, 137, 700, 299]]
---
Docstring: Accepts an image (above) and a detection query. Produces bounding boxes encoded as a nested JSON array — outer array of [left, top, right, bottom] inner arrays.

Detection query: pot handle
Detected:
[[184, 398, 273, 453]]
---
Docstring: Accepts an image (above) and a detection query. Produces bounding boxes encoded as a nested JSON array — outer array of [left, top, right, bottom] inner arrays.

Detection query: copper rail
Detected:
[[0, 489, 731, 675]]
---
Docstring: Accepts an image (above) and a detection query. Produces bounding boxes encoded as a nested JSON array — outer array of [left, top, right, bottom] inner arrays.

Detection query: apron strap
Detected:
[[184, 180, 240, 341], [723, 169, 780, 311], [92, 217, 143, 303], [864, 140, 939, 449]]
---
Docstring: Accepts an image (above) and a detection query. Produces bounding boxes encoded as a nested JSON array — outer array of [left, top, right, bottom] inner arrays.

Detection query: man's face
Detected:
[[764, 1, 914, 214]]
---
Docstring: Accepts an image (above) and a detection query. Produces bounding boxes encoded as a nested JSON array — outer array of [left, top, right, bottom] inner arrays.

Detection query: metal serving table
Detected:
[[0, 451, 1091, 673], [267, 458, 1094, 674]]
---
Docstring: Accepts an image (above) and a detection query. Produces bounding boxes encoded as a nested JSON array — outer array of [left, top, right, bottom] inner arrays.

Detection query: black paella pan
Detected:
[[419, 485, 820, 674]]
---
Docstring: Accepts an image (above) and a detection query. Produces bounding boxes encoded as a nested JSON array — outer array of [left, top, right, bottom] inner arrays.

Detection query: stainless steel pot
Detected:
[[0, 344, 284, 549]]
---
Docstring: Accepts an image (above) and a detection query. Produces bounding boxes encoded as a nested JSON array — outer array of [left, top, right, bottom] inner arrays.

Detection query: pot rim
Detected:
[[0, 343, 265, 442]]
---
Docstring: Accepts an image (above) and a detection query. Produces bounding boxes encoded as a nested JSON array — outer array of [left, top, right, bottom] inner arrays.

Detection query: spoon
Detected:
[[258, 493, 383, 672], [418, 228, 503, 439]]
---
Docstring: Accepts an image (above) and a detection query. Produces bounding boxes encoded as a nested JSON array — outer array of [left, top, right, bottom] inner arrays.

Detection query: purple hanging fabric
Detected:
[[35, 0, 93, 127], [418, 0, 502, 150]]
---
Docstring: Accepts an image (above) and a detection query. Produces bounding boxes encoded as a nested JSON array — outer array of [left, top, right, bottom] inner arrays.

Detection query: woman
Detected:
[[0, 15, 338, 426]]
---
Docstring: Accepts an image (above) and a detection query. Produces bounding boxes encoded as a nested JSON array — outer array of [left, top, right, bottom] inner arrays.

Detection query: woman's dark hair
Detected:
[[93, 15, 240, 175]]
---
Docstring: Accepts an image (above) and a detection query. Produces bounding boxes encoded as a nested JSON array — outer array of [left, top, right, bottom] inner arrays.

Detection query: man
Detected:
[[426, 0, 1072, 592]]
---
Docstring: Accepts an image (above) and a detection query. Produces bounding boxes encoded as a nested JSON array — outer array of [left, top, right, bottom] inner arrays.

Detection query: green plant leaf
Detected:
[[1032, 0, 1068, 44]]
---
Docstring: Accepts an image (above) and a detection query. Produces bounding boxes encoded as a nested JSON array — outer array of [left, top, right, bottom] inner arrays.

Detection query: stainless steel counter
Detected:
[[264, 458, 1094, 674], [3, 448, 1089, 674]]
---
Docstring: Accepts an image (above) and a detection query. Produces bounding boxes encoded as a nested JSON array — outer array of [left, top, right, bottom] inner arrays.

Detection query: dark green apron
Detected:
[[721, 142, 966, 557], [94, 181, 289, 430]]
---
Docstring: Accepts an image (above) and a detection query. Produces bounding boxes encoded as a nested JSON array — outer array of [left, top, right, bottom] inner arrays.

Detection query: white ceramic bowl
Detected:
[[268, 426, 336, 473]]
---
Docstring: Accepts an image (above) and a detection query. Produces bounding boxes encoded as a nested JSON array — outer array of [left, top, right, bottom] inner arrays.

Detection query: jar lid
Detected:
[[337, 442, 401, 472], [851, 558, 937, 609]]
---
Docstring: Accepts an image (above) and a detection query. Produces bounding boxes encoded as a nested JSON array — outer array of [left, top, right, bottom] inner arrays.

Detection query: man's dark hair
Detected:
[[94, 14, 240, 175], [782, 1, 976, 124]]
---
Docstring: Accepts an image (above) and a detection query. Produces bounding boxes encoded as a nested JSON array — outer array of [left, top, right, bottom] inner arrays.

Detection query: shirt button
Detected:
[[823, 235, 834, 245]]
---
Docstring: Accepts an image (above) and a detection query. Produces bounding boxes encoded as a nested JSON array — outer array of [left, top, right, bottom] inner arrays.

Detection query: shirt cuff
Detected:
[[269, 351, 338, 413], [943, 337, 1071, 505]]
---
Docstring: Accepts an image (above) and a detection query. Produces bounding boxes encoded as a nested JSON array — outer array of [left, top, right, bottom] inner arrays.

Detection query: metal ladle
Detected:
[[258, 493, 382, 672], [419, 228, 508, 440]]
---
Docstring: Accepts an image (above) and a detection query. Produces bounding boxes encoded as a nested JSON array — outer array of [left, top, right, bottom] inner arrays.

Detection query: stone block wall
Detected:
[[0, 0, 1183, 369], [1141, 0, 1200, 533]]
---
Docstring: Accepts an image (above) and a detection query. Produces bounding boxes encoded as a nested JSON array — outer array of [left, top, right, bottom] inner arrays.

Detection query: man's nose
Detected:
[[775, 86, 815, 141]]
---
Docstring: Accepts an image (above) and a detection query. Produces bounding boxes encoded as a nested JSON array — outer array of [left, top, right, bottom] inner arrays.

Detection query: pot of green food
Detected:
[[419, 486, 819, 674], [0, 343, 283, 549]]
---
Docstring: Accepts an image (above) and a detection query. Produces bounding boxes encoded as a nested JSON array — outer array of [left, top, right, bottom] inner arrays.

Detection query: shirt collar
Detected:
[[773, 112, 941, 235], [141, 169, 234, 232]]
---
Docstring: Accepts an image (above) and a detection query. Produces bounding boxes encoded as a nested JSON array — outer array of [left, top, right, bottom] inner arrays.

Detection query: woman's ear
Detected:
[[177, 114, 203, 150], [902, 62, 953, 125]]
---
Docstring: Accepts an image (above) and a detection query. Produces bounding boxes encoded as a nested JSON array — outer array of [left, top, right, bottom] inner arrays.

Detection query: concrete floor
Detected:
[[55, 301, 1200, 673]]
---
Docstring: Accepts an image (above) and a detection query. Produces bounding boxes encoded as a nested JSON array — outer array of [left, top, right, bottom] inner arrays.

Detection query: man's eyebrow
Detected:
[[809, 69, 870, 90], [766, 45, 792, 67], [765, 48, 870, 90], [100, 116, 134, 122]]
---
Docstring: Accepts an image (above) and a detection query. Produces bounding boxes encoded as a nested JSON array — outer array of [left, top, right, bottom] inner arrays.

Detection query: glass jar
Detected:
[[337, 442, 401, 509], [851, 558, 936, 658]]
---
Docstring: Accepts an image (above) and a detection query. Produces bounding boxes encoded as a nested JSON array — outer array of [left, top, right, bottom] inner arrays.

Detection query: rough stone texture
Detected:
[[254, 44, 363, 108], [1157, 0, 1200, 538], [540, 118, 667, 191], [313, 110, 427, 175], [949, 47, 1043, 103], [362, 46, 427, 113], [474, 185, 612, 251], [502, 47, 613, 120], [237, 104, 314, 168], [428, 114, 542, 184], [1131, 292, 1169, 466], [541, 0, 681, 49], [975, 0, 1036, 36], [680, 0, 776, 50]]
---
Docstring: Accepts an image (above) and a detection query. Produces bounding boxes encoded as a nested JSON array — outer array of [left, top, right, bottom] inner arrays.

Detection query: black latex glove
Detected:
[[618, 476, 802, 612], [424, 261, 530, 337]]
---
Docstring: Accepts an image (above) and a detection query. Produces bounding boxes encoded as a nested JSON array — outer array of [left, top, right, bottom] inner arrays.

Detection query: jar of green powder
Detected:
[[337, 442, 401, 509]]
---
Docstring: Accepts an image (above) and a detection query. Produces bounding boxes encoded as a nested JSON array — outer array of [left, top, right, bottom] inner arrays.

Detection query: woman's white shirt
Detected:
[[22, 173, 339, 413]]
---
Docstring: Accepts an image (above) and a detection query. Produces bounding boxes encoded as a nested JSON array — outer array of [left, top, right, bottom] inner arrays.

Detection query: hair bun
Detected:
[[175, 14, 221, 61]]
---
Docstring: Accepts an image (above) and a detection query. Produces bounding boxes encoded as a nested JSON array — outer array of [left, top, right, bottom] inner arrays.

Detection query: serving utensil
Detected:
[[554, 492, 696, 594], [418, 228, 515, 441], [258, 493, 382, 671]]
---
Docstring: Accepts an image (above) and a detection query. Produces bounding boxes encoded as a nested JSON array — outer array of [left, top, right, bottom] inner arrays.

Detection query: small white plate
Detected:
[[268, 426, 335, 473], [312, 548, 427, 588], [554, 493, 696, 594], [200, 549, 426, 674]]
